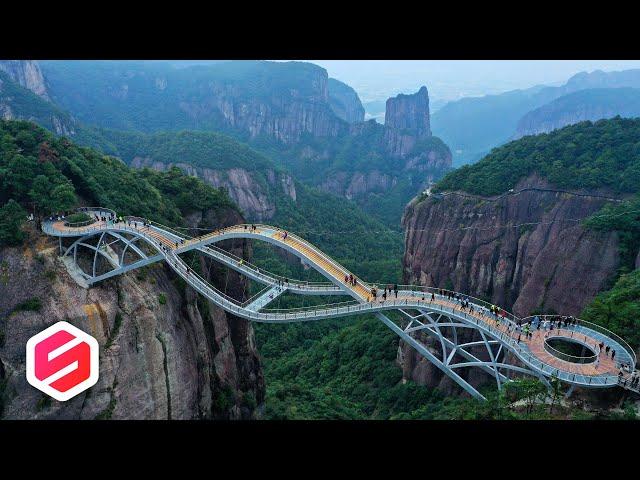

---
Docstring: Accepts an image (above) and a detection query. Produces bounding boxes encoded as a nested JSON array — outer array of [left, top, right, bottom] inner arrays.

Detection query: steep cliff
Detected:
[[328, 78, 365, 124], [314, 87, 451, 223], [70, 128, 298, 221], [0, 120, 264, 419], [0, 60, 49, 99], [129, 157, 296, 220], [41, 60, 347, 143], [385, 86, 431, 135], [383, 86, 432, 157], [0, 213, 264, 420], [399, 175, 623, 390], [0, 70, 76, 135], [398, 118, 640, 391], [514, 88, 640, 138], [404, 174, 621, 315]]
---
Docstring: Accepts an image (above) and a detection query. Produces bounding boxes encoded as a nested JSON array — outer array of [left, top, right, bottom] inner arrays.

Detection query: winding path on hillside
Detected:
[[41, 208, 639, 400]]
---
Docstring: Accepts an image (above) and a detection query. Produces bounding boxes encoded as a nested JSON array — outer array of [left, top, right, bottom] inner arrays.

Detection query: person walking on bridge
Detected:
[[393, 284, 398, 298]]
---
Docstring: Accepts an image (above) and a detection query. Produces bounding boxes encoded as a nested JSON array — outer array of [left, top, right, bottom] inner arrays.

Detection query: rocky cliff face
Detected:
[[201, 81, 346, 145], [383, 86, 434, 158], [0, 66, 75, 136], [320, 170, 398, 200], [318, 88, 451, 205], [0, 211, 264, 420], [399, 175, 623, 389], [386, 86, 431, 135], [129, 157, 296, 221], [328, 78, 365, 124], [0, 60, 49, 99]]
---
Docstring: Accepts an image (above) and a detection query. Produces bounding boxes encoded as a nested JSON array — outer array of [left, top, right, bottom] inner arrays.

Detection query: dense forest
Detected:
[[0, 120, 237, 246], [434, 117, 640, 196], [76, 128, 278, 174]]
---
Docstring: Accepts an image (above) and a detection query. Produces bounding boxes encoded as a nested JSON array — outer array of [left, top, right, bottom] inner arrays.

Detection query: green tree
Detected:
[[50, 182, 76, 212], [548, 374, 562, 415], [29, 175, 54, 213], [0, 200, 27, 246]]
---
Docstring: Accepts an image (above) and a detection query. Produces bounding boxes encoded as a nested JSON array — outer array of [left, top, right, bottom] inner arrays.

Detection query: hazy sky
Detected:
[[305, 60, 640, 106]]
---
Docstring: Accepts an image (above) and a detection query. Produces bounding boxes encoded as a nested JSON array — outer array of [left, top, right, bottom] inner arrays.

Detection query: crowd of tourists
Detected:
[[367, 283, 399, 302]]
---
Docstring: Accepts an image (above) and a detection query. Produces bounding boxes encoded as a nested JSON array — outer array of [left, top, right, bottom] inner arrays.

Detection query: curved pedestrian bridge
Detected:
[[42, 209, 640, 400]]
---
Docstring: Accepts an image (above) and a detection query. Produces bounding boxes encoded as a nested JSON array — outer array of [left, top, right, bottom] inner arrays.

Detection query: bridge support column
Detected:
[[376, 312, 487, 401], [564, 384, 575, 399]]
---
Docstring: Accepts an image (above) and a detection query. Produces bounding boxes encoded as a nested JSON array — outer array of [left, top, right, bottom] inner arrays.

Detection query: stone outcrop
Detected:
[[383, 87, 432, 158], [0, 210, 264, 420], [177, 63, 347, 144], [385, 86, 431, 137], [399, 174, 623, 389], [320, 170, 397, 200], [129, 157, 296, 221], [0, 60, 49, 99], [328, 78, 365, 124], [0, 65, 75, 136], [317, 88, 451, 204]]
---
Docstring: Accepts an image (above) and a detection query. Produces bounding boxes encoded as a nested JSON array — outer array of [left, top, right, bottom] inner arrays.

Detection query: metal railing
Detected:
[[543, 336, 599, 364], [522, 315, 637, 369], [40, 211, 639, 388], [141, 221, 341, 292]]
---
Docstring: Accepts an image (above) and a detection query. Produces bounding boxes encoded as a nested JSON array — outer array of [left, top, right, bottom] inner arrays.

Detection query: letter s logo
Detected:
[[26, 321, 99, 401]]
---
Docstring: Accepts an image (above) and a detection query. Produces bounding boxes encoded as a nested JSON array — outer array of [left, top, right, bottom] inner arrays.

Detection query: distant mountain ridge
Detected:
[[432, 68, 640, 166], [515, 88, 640, 138]]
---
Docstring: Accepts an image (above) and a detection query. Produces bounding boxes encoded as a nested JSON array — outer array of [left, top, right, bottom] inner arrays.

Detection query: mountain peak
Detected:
[[385, 86, 431, 137]]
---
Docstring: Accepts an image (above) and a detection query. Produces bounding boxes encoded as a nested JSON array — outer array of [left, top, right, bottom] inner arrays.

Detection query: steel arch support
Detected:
[[88, 254, 164, 284], [105, 231, 148, 264], [377, 312, 487, 401], [479, 330, 502, 390], [399, 309, 511, 385]]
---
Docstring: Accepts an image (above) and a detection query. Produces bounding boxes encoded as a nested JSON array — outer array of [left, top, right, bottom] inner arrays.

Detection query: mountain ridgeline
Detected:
[[75, 127, 298, 221], [514, 88, 640, 139], [432, 68, 640, 166]]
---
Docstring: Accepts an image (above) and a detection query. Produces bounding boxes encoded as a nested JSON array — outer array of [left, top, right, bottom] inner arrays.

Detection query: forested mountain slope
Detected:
[[0, 120, 264, 419]]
